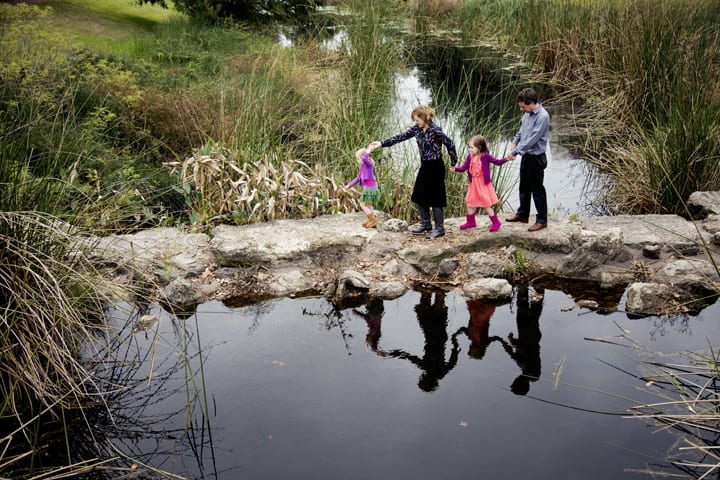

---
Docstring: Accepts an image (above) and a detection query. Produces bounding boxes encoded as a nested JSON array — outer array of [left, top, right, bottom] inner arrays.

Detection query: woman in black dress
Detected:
[[369, 105, 458, 239]]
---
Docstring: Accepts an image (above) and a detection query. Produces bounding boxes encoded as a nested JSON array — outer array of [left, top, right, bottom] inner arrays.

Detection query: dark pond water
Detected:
[[93, 287, 719, 479]]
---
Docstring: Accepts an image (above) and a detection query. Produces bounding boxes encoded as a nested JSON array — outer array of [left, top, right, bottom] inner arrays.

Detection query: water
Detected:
[[55, 22, 712, 480], [94, 288, 720, 479]]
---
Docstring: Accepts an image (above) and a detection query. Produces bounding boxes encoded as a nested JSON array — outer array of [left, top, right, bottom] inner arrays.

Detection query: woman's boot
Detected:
[[411, 206, 432, 234], [426, 207, 445, 238]]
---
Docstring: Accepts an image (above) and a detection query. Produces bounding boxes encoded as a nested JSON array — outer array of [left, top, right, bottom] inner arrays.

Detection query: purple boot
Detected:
[[460, 214, 477, 230], [489, 214, 501, 232]]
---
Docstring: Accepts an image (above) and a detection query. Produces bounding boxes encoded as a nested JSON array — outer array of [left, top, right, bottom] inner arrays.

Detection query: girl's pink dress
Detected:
[[466, 154, 499, 208]]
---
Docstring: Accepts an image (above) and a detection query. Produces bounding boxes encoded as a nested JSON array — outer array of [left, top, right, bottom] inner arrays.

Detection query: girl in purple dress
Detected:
[[345, 148, 379, 228]]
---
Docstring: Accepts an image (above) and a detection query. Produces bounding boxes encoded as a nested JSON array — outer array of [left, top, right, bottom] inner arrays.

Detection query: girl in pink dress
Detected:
[[450, 135, 513, 232]]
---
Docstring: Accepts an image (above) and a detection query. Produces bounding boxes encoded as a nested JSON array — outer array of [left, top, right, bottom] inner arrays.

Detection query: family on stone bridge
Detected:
[[345, 87, 551, 238]]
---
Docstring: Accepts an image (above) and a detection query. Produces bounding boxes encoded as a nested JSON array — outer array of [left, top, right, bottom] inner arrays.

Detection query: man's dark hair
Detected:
[[517, 88, 538, 105]]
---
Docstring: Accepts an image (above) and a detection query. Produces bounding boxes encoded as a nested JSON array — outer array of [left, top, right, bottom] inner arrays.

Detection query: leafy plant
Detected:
[[165, 143, 357, 225]]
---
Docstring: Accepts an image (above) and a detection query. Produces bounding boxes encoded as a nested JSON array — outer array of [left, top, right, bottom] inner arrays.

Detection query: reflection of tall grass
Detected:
[[454, 0, 720, 215], [48, 304, 212, 478], [601, 333, 720, 479]]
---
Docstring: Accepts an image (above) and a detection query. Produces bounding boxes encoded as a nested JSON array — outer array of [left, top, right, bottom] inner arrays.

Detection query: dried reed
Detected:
[[623, 337, 720, 478]]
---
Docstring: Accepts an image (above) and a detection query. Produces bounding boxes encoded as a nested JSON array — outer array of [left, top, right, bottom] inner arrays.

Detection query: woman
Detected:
[[369, 105, 457, 239]]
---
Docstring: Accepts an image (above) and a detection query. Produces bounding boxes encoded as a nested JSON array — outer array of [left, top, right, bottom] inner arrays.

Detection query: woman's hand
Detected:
[[368, 141, 381, 151]]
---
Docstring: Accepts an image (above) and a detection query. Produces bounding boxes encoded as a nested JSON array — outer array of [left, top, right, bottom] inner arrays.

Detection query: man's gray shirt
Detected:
[[513, 104, 550, 156]]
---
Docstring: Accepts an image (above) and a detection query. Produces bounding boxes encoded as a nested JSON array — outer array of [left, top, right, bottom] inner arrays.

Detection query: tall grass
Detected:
[[0, 4, 184, 229], [0, 211, 120, 475], [318, 0, 415, 216], [161, 0, 432, 223], [0, 4, 172, 475], [14, 0, 522, 225], [453, 0, 720, 215]]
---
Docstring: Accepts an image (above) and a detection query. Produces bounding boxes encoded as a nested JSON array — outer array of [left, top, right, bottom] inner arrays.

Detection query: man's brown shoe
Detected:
[[506, 215, 529, 223], [528, 223, 547, 232]]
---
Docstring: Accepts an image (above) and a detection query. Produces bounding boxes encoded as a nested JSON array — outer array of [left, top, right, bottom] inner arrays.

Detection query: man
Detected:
[[505, 88, 550, 232]]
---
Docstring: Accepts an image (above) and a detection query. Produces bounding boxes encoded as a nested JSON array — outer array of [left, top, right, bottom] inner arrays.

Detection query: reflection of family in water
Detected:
[[358, 285, 543, 395], [455, 284, 544, 395], [454, 298, 500, 360]]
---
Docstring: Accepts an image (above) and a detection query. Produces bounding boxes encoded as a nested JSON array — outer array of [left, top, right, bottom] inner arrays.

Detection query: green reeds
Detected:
[[0, 4, 169, 473], [453, 0, 720, 215], [6, 0, 523, 226], [312, 0, 403, 167]]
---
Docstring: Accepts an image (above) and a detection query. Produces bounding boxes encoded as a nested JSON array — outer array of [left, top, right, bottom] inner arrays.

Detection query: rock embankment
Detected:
[[91, 191, 720, 317]]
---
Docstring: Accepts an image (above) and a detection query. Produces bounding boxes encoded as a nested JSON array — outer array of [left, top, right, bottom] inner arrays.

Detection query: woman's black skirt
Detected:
[[411, 159, 447, 207]]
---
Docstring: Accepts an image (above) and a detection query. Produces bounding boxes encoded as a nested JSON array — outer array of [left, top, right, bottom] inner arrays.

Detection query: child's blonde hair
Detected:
[[469, 134, 489, 153], [356, 148, 371, 162]]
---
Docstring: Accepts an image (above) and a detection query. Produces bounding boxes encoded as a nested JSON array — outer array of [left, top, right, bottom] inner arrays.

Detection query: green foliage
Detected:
[[0, 4, 184, 229], [137, 0, 324, 23]]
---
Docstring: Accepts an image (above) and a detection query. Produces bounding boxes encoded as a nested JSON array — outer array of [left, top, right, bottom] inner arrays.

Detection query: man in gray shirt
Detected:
[[505, 88, 550, 232]]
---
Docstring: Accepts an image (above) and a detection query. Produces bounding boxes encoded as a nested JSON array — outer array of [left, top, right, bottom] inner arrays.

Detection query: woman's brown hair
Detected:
[[411, 105, 435, 124]]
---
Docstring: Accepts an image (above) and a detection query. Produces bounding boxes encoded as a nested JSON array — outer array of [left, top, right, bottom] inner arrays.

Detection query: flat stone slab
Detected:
[[86, 197, 720, 316], [93, 227, 213, 279], [581, 214, 708, 250], [211, 213, 377, 267]]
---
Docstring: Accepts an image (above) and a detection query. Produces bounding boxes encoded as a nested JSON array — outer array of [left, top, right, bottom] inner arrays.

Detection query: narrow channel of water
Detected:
[[91, 288, 719, 479]]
